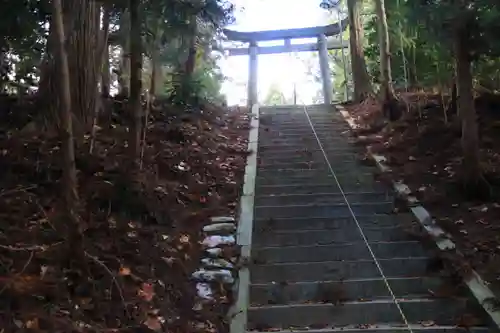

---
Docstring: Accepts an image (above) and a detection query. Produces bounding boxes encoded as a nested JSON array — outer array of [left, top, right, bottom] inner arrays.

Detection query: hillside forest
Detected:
[[0, 0, 251, 331], [2, 0, 500, 331], [338, 0, 500, 302]]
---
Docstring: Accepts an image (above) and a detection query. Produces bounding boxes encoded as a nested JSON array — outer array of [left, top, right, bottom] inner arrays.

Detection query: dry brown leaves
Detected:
[[345, 91, 500, 292], [0, 98, 250, 332]]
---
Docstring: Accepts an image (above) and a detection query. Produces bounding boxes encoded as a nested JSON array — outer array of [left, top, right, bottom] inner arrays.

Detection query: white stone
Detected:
[[206, 248, 223, 256], [192, 269, 234, 284], [202, 235, 235, 247], [201, 258, 234, 269], [210, 216, 235, 223], [203, 223, 236, 233]]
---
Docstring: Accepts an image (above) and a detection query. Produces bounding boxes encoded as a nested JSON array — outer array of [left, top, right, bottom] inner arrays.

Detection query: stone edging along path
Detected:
[[337, 104, 500, 329], [229, 104, 260, 333]]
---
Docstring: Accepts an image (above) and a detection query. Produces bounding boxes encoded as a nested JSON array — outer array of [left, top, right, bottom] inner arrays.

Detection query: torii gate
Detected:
[[223, 19, 348, 107]]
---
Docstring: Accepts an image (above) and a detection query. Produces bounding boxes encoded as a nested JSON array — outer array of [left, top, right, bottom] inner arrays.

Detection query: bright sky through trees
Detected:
[[219, 0, 332, 105]]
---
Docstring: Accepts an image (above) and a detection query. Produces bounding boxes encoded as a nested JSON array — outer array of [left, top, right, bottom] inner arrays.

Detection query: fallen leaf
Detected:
[[40, 265, 49, 279], [13, 319, 23, 328], [421, 320, 435, 327], [139, 283, 155, 301], [25, 318, 39, 329], [119, 266, 131, 276], [144, 316, 162, 331]]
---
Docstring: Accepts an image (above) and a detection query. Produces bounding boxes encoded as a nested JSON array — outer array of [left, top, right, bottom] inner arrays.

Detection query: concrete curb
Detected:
[[337, 104, 500, 328], [229, 104, 260, 333]]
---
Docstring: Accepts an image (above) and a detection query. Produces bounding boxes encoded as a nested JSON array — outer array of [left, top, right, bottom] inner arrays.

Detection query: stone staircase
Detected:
[[245, 105, 496, 333]]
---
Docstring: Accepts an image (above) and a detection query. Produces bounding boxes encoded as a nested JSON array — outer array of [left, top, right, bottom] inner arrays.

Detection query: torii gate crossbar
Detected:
[[223, 19, 348, 107]]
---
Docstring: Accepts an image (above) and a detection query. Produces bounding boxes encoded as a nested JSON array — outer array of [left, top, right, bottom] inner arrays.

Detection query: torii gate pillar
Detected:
[[318, 34, 333, 104], [248, 41, 258, 107]]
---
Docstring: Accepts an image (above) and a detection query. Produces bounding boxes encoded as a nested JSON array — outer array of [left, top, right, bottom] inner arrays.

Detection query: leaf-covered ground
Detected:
[[344, 92, 500, 294], [0, 96, 250, 332]]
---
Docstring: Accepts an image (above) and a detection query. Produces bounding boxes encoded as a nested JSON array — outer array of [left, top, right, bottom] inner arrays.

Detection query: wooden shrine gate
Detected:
[[223, 19, 348, 107]]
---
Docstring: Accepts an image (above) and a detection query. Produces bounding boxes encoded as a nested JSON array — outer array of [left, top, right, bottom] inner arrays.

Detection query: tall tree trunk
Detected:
[[37, 26, 60, 129], [346, 0, 372, 101], [119, 10, 131, 97], [129, 0, 142, 163], [409, 44, 418, 87], [185, 43, 197, 77], [150, 23, 163, 97], [150, 52, 162, 96], [374, 0, 399, 120], [184, 22, 198, 77], [0, 45, 8, 93], [38, 0, 101, 133], [374, 0, 395, 99], [453, 26, 489, 196], [64, 0, 100, 130], [101, 6, 111, 98], [51, 0, 79, 230]]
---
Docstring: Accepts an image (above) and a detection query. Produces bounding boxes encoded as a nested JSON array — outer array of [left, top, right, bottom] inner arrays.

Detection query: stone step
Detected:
[[338, 181, 389, 193], [258, 130, 326, 136], [259, 117, 309, 122], [257, 168, 332, 177], [256, 184, 345, 195], [256, 157, 354, 166], [256, 145, 323, 152], [259, 129, 348, 138], [253, 215, 415, 232], [257, 153, 359, 164], [257, 134, 353, 142], [252, 226, 414, 246], [257, 161, 328, 170], [254, 192, 391, 206], [257, 142, 320, 149], [257, 146, 326, 152], [311, 124, 350, 130], [257, 150, 327, 158], [325, 153, 367, 162], [259, 135, 319, 141], [255, 183, 389, 196], [247, 298, 485, 329], [247, 328, 490, 333], [260, 123, 348, 129], [252, 241, 426, 264], [247, 108, 496, 333], [258, 141, 354, 149], [258, 149, 361, 159], [259, 131, 350, 138], [261, 112, 340, 118], [260, 119, 346, 125], [255, 176, 339, 187], [256, 173, 377, 186], [313, 124, 350, 130], [259, 147, 360, 154], [258, 147, 357, 155], [259, 132, 316, 137], [254, 202, 394, 219], [257, 169, 332, 179], [257, 169, 379, 181], [262, 109, 338, 115], [250, 257, 429, 283], [257, 163, 377, 175], [249, 277, 464, 305], [260, 105, 330, 111], [261, 113, 340, 120]]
